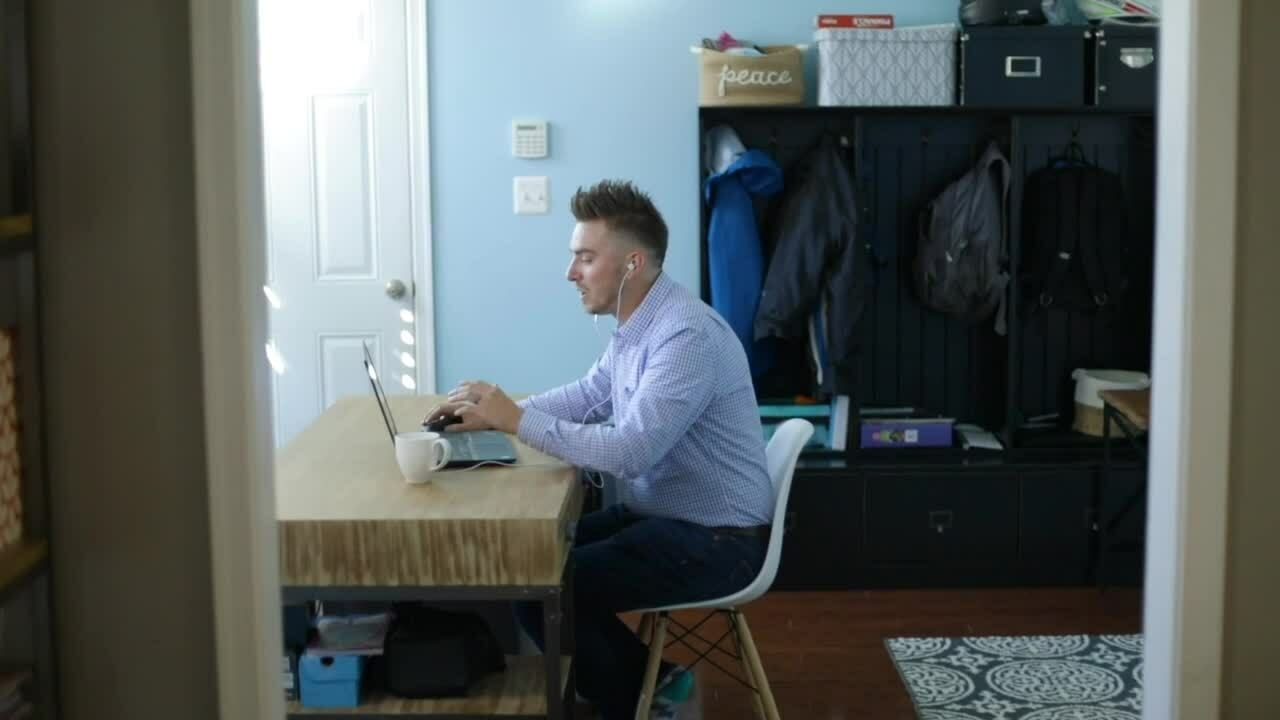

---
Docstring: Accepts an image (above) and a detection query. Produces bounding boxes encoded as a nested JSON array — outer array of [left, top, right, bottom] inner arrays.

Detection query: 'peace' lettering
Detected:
[[717, 65, 794, 96]]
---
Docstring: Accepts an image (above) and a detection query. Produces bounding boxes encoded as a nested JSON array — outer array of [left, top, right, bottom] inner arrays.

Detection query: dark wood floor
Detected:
[[620, 588, 1142, 720]]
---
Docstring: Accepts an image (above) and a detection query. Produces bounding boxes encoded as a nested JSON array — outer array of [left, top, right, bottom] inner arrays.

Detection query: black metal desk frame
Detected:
[[1097, 401, 1148, 589]]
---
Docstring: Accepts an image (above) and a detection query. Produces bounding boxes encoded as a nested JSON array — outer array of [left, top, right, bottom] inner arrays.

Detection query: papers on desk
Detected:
[[306, 613, 390, 656], [957, 423, 1003, 451]]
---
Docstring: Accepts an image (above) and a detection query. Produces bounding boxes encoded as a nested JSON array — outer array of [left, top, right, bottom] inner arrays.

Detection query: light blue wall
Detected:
[[427, 0, 959, 392]]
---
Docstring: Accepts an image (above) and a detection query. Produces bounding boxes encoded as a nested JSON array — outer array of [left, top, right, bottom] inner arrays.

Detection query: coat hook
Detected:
[[839, 134, 850, 148]]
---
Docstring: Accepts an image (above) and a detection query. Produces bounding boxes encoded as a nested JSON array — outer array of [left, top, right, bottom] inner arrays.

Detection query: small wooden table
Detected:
[[1097, 388, 1151, 589], [276, 395, 583, 719]]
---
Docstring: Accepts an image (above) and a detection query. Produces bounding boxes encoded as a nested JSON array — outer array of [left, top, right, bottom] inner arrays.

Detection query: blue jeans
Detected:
[[516, 504, 766, 720]]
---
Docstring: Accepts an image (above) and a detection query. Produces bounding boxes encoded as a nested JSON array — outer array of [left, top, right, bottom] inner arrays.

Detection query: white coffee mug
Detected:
[[394, 431, 452, 484]]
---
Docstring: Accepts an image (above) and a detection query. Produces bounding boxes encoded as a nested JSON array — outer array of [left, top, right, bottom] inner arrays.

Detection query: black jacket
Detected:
[[753, 135, 864, 395]]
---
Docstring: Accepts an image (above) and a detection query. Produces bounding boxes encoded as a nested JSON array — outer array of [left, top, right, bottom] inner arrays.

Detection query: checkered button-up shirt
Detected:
[[517, 272, 773, 527]]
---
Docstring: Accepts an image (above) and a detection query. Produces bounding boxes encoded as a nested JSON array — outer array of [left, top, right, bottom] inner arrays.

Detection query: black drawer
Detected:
[[1019, 470, 1095, 585], [961, 25, 1091, 108], [864, 472, 1019, 570], [774, 472, 861, 590], [1097, 465, 1146, 586], [1092, 26, 1158, 108]]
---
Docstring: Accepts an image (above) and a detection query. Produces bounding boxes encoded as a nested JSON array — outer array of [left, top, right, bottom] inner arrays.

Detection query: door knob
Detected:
[[385, 279, 407, 300]]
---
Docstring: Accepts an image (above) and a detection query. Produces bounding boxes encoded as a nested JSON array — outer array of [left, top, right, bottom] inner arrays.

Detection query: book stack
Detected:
[[816, 13, 895, 29], [759, 395, 850, 451], [859, 407, 955, 448], [0, 668, 33, 720]]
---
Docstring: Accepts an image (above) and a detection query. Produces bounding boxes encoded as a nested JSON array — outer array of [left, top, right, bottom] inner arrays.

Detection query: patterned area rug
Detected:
[[885, 634, 1143, 720]]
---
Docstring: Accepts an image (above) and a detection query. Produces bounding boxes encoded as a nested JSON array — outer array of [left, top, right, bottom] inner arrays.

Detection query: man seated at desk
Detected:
[[424, 179, 772, 720]]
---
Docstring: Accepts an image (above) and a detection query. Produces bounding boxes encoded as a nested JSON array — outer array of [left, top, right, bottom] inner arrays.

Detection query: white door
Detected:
[[259, 0, 433, 446]]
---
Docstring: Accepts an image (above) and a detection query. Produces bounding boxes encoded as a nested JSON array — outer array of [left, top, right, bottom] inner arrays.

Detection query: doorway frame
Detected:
[[188, 0, 1238, 718], [1141, 0, 1240, 716], [190, 0, 434, 716]]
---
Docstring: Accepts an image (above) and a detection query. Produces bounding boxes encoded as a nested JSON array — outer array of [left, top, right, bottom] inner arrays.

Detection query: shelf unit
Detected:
[[286, 656, 572, 719], [0, 538, 46, 605], [698, 104, 1154, 590], [0, 1, 57, 717], [0, 214, 31, 256]]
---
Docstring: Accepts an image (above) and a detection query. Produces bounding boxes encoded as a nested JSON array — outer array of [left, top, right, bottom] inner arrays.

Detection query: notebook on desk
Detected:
[[362, 342, 518, 468]]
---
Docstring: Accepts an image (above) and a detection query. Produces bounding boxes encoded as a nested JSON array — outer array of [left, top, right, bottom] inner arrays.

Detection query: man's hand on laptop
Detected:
[[449, 381, 524, 435], [421, 401, 489, 432]]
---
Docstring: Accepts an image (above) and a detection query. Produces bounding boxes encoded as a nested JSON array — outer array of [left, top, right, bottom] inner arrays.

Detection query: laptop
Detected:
[[362, 342, 519, 469]]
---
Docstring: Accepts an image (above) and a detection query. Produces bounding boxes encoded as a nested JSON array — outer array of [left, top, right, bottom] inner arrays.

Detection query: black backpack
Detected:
[[1021, 151, 1129, 315], [914, 141, 1011, 334], [382, 605, 505, 698]]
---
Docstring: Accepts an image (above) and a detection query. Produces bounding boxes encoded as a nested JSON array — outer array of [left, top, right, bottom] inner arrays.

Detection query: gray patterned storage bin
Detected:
[[816, 24, 959, 106]]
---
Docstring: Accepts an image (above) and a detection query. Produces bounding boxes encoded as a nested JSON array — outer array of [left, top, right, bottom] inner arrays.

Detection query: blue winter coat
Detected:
[[704, 144, 783, 379]]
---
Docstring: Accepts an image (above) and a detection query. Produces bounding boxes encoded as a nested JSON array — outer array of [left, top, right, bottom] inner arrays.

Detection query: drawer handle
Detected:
[[929, 510, 954, 534], [1005, 56, 1042, 78]]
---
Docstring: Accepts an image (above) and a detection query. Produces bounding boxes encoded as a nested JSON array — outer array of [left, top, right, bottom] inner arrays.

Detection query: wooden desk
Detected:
[[1098, 389, 1150, 432], [276, 395, 583, 719]]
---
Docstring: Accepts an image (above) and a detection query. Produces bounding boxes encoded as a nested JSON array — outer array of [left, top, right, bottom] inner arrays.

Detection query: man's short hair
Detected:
[[569, 180, 668, 265]]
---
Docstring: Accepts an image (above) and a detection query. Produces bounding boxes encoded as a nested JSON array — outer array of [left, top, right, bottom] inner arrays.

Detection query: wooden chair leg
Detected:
[[727, 610, 767, 720], [635, 613, 669, 720], [731, 611, 780, 720], [637, 612, 654, 646]]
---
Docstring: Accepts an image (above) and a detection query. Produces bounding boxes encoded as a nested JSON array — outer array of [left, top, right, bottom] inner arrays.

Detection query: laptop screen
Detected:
[[362, 341, 398, 446]]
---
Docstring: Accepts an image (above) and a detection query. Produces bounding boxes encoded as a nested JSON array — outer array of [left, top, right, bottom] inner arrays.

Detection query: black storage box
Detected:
[[282, 604, 312, 651], [961, 26, 1092, 108], [383, 605, 506, 699], [1092, 26, 1158, 108]]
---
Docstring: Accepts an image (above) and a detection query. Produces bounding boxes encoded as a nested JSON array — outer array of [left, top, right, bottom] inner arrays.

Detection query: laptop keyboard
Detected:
[[449, 431, 516, 462]]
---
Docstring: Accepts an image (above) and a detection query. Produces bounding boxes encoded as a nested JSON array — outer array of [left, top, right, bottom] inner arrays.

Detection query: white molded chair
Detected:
[[633, 418, 814, 720]]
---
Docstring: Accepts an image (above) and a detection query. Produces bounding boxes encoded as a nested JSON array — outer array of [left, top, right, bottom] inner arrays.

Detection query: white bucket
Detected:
[[1071, 368, 1150, 437], [1072, 368, 1151, 409]]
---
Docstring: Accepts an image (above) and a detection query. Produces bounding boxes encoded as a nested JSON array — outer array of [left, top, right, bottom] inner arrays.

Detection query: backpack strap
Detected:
[[1034, 167, 1080, 311], [985, 145, 1012, 335], [1074, 168, 1110, 307]]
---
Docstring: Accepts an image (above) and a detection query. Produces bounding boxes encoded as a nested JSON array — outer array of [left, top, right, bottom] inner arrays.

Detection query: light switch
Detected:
[[514, 176, 549, 215]]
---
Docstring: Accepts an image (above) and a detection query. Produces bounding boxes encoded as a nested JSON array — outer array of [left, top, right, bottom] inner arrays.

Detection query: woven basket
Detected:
[[0, 328, 23, 553], [1072, 403, 1127, 438], [696, 45, 806, 107]]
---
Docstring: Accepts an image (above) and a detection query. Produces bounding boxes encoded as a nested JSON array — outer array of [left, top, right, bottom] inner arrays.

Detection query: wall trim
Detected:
[[406, 0, 437, 393]]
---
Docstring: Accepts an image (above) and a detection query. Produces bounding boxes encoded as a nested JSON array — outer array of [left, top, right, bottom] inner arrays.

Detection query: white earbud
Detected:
[[626, 259, 636, 272]]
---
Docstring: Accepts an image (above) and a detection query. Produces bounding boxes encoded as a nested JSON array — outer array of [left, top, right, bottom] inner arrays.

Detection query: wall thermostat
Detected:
[[512, 120, 548, 159]]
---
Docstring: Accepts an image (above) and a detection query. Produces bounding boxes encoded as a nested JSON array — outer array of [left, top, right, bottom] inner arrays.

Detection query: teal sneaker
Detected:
[[651, 703, 680, 720], [655, 665, 694, 704]]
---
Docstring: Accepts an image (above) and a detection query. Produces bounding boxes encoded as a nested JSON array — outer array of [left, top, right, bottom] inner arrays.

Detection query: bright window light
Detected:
[[400, 352, 416, 368], [400, 330, 415, 346], [265, 341, 287, 375], [400, 374, 417, 391], [263, 285, 283, 309], [400, 309, 415, 323]]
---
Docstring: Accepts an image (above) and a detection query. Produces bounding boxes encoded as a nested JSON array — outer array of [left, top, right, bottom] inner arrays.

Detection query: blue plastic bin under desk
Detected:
[[299, 654, 364, 708]]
